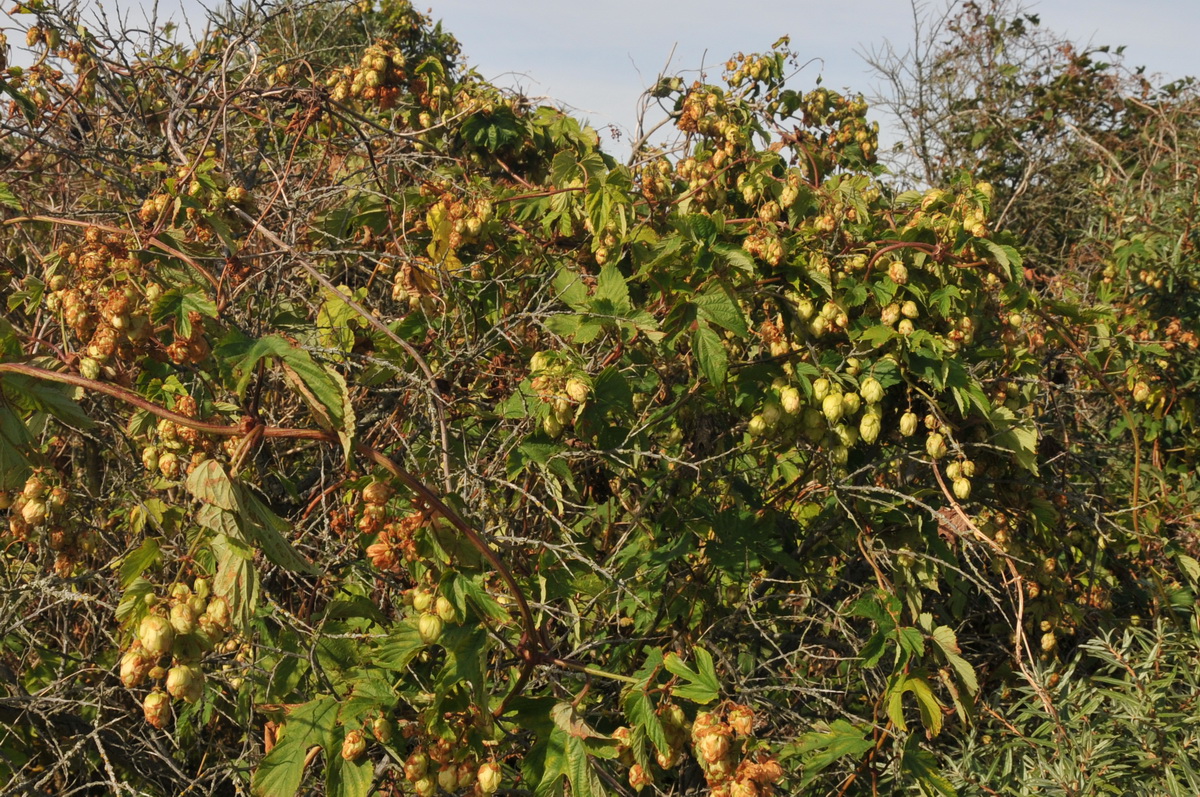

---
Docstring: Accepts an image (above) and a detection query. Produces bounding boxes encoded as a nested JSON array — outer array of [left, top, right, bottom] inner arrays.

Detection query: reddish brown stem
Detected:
[[355, 444, 538, 645], [865, 240, 939, 271], [2, 215, 220, 288], [0, 361, 542, 700], [228, 206, 454, 493]]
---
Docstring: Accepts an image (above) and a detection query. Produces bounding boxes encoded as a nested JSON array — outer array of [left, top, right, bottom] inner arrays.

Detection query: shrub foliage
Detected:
[[0, 0, 1196, 794]]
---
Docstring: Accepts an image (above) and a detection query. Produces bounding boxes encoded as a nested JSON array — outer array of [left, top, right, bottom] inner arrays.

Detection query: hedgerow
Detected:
[[0, 1, 1196, 794]]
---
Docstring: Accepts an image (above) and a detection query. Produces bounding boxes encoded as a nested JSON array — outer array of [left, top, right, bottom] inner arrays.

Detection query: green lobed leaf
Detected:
[[444, 572, 510, 623], [433, 625, 489, 706], [786, 719, 874, 787], [0, 401, 33, 490], [860, 632, 889, 668], [320, 596, 388, 627], [326, 753, 373, 797], [1178, 553, 1200, 584], [211, 532, 259, 632], [1, 373, 94, 430], [216, 334, 344, 432], [663, 648, 719, 704], [232, 483, 318, 575], [887, 673, 909, 731], [251, 696, 340, 797], [278, 353, 346, 433], [901, 735, 957, 796], [554, 268, 590, 311], [622, 690, 671, 757], [979, 239, 1023, 282], [317, 288, 356, 354], [531, 727, 568, 797], [151, 286, 218, 339], [904, 675, 944, 738], [187, 459, 237, 510], [989, 405, 1040, 474], [551, 702, 603, 739], [374, 619, 426, 671], [0, 181, 20, 210], [195, 503, 241, 538], [0, 79, 38, 124], [565, 733, 607, 797], [115, 577, 156, 624], [693, 283, 749, 337], [119, 537, 161, 589], [692, 324, 728, 386], [593, 265, 631, 314], [710, 241, 756, 273], [930, 625, 978, 695], [895, 626, 926, 662]]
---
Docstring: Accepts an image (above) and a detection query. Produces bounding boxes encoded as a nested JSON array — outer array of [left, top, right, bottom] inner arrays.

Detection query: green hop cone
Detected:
[[435, 595, 457, 624], [477, 762, 502, 795], [141, 446, 159, 472], [120, 647, 153, 689], [21, 500, 47, 526], [79, 357, 101, 380], [926, 433, 947, 460], [860, 377, 884, 404], [834, 424, 858, 448], [165, 664, 204, 703], [821, 394, 844, 425], [158, 452, 180, 479], [747, 415, 768, 437], [437, 765, 458, 793], [205, 596, 231, 629], [139, 613, 175, 658], [22, 476, 46, 500], [372, 715, 393, 744], [362, 480, 393, 505], [143, 690, 171, 728], [418, 613, 443, 645], [170, 602, 197, 635], [779, 386, 802, 415], [760, 402, 783, 427], [565, 377, 590, 402], [859, 413, 881, 444], [405, 751, 430, 781], [341, 729, 368, 761], [411, 589, 434, 613], [841, 392, 861, 417]]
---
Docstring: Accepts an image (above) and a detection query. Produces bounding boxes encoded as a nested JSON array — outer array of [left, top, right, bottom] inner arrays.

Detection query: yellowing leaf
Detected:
[[186, 459, 236, 510]]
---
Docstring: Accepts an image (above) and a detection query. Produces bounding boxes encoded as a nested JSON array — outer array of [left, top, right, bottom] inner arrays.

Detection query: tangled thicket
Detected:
[[0, 0, 1197, 795]]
